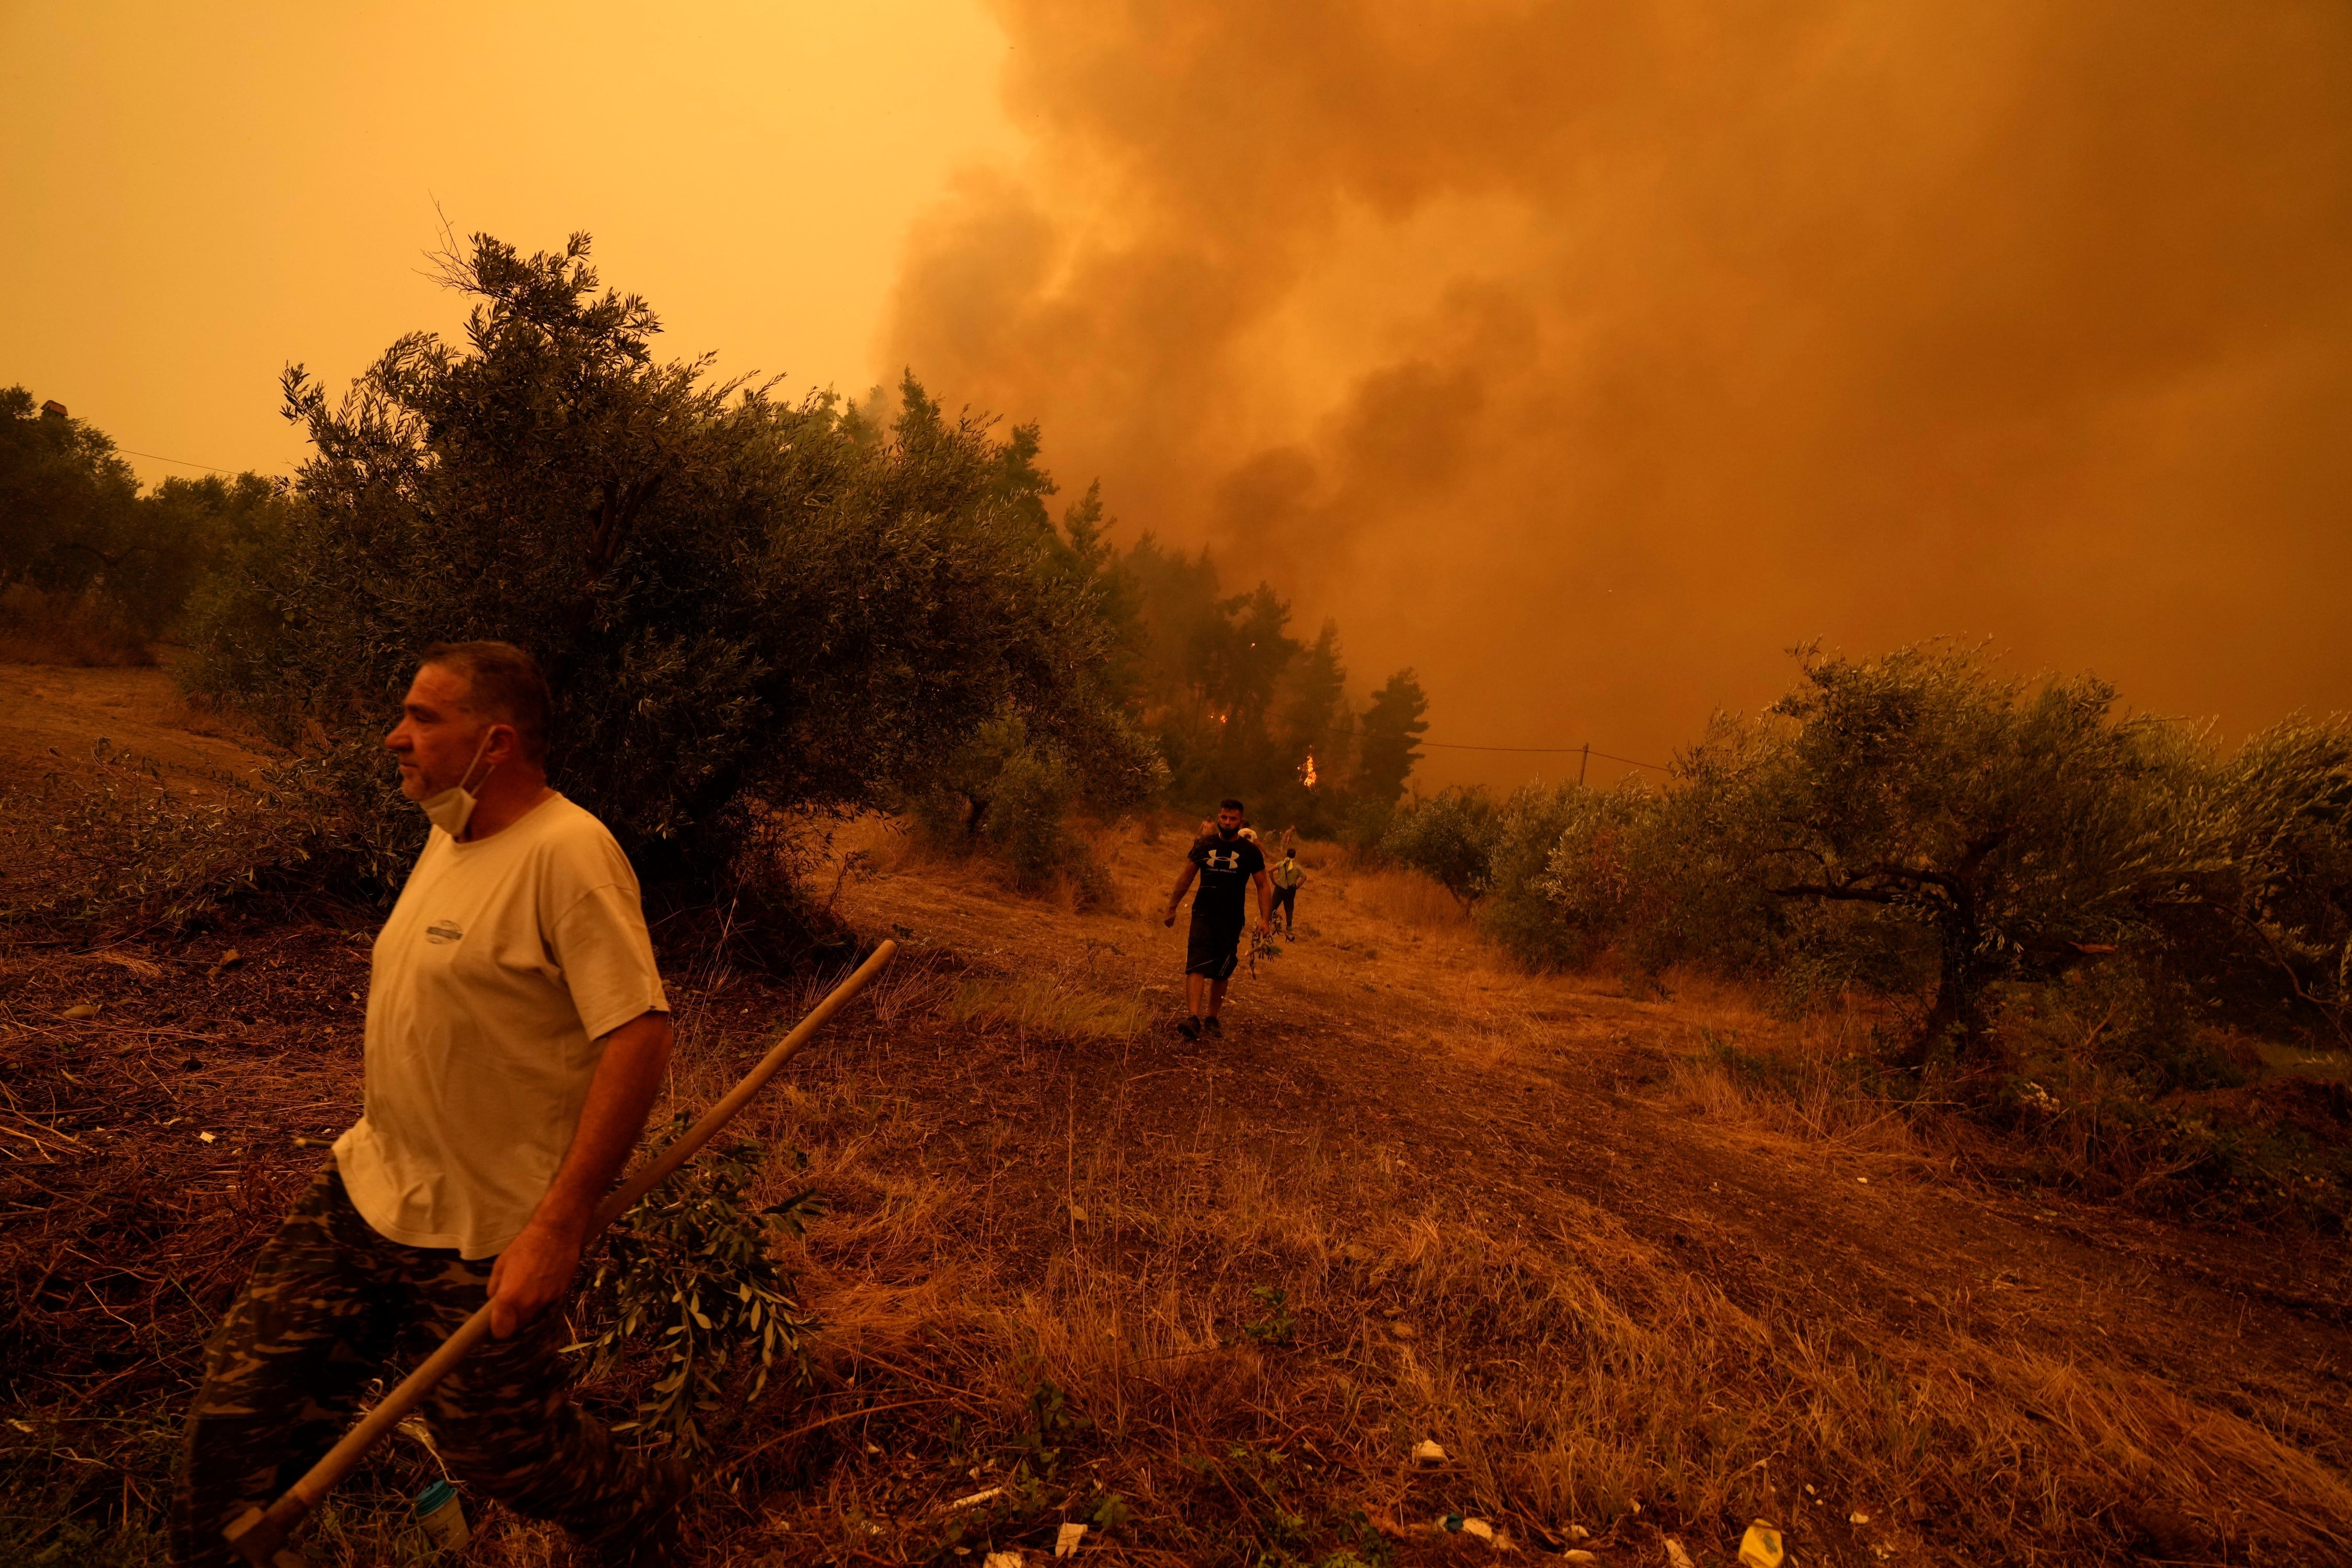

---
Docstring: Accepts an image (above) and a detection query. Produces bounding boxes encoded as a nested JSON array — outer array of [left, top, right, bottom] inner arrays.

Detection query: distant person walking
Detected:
[[1270, 847, 1306, 935], [1162, 798, 1273, 1041]]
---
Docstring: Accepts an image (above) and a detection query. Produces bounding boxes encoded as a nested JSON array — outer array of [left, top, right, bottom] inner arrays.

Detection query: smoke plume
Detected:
[[883, 1, 2352, 785]]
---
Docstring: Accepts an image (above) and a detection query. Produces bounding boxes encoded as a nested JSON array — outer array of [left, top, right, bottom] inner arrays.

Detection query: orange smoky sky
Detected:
[[885, 1, 2352, 789], [1, 2, 1016, 480], [7, 4, 2348, 794]]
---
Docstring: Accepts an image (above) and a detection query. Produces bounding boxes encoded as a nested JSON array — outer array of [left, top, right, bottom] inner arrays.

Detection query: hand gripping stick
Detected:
[[223, 939, 900, 1565]]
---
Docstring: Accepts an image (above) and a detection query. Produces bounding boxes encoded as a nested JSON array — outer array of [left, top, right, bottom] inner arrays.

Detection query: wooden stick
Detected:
[[224, 940, 898, 1565]]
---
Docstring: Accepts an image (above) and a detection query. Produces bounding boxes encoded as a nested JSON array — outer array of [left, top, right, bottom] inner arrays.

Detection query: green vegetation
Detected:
[[1388, 642, 2350, 1050], [183, 234, 1161, 925], [5, 232, 1436, 930], [1115, 536, 1429, 834], [1378, 643, 2351, 1218], [573, 1123, 824, 1458], [1, 388, 286, 661]]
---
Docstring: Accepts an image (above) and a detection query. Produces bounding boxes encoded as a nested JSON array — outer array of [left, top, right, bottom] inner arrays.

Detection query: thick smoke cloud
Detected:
[[883, 1, 2352, 786]]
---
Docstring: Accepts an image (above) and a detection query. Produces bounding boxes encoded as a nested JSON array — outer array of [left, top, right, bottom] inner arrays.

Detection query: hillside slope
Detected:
[[3, 662, 2348, 1566]]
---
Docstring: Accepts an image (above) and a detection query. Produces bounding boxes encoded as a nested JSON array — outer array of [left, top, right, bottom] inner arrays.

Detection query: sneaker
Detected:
[[1202, 1016, 1223, 1039], [1178, 1017, 1201, 1041]]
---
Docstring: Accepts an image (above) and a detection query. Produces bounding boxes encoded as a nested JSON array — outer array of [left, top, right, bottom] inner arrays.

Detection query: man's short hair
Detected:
[[420, 640, 552, 765], [1219, 798, 1244, 813]]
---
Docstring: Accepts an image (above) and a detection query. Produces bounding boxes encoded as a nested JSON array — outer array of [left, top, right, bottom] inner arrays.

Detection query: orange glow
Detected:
[[1, 2, 1017, 485], [1301, 750, 1318, 790], [7, 3, 2348, 793], [885, 1, 2352, 787]]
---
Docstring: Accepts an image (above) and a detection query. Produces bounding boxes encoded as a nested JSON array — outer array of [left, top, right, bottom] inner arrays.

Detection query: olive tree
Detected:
[[190, 232, 1157, 917], [1381, 787, 1502, 910], [1684, 644, 2189, 1056]]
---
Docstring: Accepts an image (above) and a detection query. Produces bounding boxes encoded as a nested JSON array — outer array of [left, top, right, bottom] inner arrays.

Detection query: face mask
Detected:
[[418, 726, 499, 839], [1218, 823, 1238, 840]]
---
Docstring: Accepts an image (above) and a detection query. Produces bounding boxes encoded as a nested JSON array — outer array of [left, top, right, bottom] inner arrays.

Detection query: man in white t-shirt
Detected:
[[174, 642, 685, 1568]]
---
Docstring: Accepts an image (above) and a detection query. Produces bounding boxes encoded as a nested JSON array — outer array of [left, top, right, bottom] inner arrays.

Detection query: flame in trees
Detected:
[[1301, 749, 1318, 789]]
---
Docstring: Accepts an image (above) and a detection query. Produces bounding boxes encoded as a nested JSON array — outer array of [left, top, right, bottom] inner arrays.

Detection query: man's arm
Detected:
[[1163, 863, 1200, 926], [1253, 868, 1274, 932], [485, 1008, 673, 1338]]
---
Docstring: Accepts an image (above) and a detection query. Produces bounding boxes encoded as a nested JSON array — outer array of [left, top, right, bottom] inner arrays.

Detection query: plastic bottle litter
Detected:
[[1055, 1521, 1088, 1557], [414, 1480, 469, 1551], [1737, 1519, 1785, 1568]]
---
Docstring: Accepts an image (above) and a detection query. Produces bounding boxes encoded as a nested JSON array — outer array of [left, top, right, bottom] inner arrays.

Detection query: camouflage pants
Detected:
[[171, 1162, 667, 1566]]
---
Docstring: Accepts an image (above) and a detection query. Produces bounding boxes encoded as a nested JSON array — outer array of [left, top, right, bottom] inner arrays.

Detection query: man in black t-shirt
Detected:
[[1161, 798, 1274, 1041]]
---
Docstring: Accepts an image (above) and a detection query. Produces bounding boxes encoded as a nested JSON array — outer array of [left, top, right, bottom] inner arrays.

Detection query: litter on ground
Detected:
[[1738, 1518, 1785, 1568]]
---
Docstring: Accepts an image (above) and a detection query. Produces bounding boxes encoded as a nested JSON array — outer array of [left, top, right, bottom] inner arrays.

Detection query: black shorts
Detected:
[[1185, 918, 1244, 981]]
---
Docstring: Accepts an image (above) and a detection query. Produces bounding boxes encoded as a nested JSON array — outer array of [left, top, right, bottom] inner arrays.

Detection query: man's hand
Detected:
[[486, 1212, 587, 1338]]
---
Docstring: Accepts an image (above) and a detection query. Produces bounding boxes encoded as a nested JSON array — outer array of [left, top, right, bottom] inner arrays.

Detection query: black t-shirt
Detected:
[[1186, 832, 1265, 927]]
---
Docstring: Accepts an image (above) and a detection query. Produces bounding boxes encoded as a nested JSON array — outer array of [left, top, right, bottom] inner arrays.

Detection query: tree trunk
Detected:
[[1903, 896, 1990, 1068]]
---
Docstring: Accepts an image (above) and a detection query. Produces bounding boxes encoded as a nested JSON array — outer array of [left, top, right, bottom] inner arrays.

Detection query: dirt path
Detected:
[[841, 828, 2352, 1394], [0, 659, 270, 792], [823, 824, 2352, 1560], [8, 779, 2350, 1564]]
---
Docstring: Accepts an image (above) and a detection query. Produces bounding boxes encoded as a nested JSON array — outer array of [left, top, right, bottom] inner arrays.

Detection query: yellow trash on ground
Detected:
[[1738, 1519, 1785, 1568]]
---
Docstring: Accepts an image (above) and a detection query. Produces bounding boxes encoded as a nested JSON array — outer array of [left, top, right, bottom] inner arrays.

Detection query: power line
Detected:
[[116, 446, 274, 477], [1418, 740, 1670, 773], [1327, 724, 1675, 771]]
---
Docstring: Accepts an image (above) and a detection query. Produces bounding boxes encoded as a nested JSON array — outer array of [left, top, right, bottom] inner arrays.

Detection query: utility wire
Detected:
[[1327, 724, 1675, 771], [116, 446, 276, 477], [1417, 740, 1671, 773]]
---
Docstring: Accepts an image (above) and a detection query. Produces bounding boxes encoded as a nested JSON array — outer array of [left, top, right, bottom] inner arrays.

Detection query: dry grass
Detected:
[[696, 999, 2352, 1566], [0, 587, 155, 667], [148, 687, 279, 752], [946, 976, 1154, 1042], [637, 944, 2352, 1566], [9, 812, 2352, 1566], [1345, 867, 1471, 931]]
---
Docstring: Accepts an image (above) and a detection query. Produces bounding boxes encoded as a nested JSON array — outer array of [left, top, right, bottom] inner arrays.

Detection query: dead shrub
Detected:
[[0, 585, 154, 666], [1350, 867, 1471, 931]]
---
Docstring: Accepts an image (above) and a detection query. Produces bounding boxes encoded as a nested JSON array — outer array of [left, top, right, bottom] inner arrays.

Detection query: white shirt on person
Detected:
[[333, 793, 668, 1259]]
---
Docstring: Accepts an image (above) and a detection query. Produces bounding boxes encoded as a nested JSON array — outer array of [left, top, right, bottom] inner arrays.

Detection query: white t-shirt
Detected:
[[335, 793, 668, 1259]]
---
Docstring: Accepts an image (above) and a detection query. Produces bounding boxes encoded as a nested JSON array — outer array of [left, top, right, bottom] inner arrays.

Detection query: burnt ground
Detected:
[[4, 664, 2350, 1567]]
